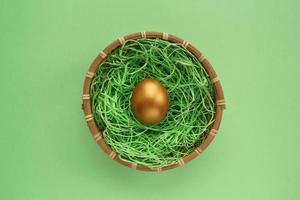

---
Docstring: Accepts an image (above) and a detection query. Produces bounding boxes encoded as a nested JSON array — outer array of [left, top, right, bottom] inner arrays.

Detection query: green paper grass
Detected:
[[90, 38, 215, 168]]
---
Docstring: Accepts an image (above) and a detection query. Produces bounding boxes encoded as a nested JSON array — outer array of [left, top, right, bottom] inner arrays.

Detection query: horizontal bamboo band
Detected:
[[178, 158, 185, 166], [86, 71, 95, 78], [85, 114, 93, 122], [212, 77, 219, 83], [182, 40, 189, 48], [94, 132, 102, 141], [131, 162, 137, 169], [109, 151, 117, 159], [150, 167, 162, 172], [162, 32, 169, 40], [198, 54, 206, 62], [82, 94, 90, 100], [118, 37, 125, 45], [100, 51, 107, 58], [195, 147, 203, 155], [209, 128, 218, 137], [141, 32, 146, 38], [216, 99, 226, 106]]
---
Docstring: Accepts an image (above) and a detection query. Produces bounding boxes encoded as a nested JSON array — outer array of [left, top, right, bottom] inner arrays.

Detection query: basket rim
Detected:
[[82, 31, 226, 172]]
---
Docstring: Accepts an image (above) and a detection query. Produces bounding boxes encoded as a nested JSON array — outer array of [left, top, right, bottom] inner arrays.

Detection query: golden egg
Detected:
[[131, 78, 169, 125]]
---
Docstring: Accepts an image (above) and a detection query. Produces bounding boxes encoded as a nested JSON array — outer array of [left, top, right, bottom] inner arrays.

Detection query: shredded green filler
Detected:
[[90, 38, 215, 168]]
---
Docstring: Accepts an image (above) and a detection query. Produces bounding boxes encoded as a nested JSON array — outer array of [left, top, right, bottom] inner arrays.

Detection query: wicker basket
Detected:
[[82, 31, 225, 171]]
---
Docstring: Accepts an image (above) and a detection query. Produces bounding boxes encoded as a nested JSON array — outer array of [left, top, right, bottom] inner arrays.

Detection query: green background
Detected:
[[1, 0, 299, 199]]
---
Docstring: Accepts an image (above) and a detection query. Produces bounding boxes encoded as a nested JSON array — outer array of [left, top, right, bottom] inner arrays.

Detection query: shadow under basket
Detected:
[[82, 31, 226, 172]]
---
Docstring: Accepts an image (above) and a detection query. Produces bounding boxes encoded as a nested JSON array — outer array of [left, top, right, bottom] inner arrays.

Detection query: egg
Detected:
[[131, 78, 169, 125]]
